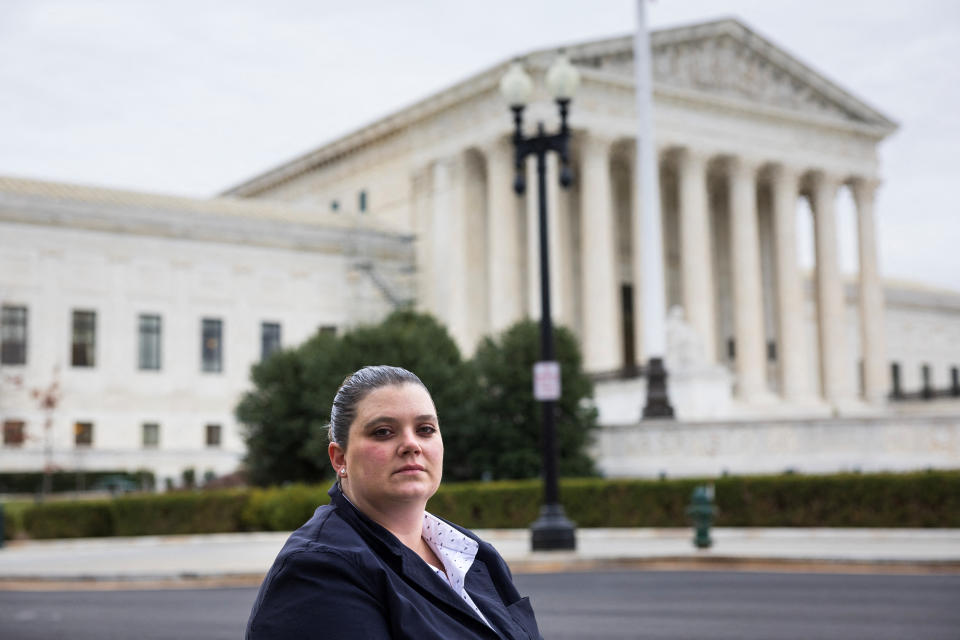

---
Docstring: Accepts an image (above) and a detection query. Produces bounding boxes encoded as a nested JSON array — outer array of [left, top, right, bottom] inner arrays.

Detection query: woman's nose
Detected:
[[398, 427, 421, 454]]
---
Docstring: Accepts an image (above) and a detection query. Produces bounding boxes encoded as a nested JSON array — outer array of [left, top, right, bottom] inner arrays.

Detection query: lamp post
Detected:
[[500, 54, 578, 551]]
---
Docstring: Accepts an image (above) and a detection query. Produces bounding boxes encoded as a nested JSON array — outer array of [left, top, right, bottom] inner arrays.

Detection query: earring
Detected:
[[340, 467, 346, 476]]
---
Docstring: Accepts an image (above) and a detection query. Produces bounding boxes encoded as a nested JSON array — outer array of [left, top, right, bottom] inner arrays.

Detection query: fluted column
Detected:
[[852, 177, 887, 403], [809, 171, 849, 404], [727, 157, 768, 399], [627, 145, 645, 366], [484, 138, 522, 333], [523, 152, 563, 325], [579, 133, 622, 373], [770, 164, 810, 400], [525, 155, 539, 319], [546, 152, 563, 324], [431, 158, 467, 344], [676, 148, 716, 362]]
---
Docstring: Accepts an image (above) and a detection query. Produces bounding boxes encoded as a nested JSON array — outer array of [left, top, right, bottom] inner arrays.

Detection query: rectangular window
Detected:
[[205, 423, 222, 447], [261, 322, 282, 361], [201, 318, 223, 373], [358, 190, 367, 212], [320, 325, 337, 336], [74, 421, 93, 447], [620, 284, 635, 373], [921, 363, 933, 398], [142, 422, 159, 448], [3, 420, 25, 447], [890, 362, 902, 397], [1, 305, 27, 365], [138, 314, 162, 371], [71, 310, 96, 367]]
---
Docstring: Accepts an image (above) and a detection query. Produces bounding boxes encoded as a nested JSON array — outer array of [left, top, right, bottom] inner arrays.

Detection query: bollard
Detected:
[[685, 484, 717, 549]]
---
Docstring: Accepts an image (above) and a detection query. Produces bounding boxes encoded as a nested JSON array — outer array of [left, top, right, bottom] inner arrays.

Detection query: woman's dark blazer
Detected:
[[246, 483, 543, 639]]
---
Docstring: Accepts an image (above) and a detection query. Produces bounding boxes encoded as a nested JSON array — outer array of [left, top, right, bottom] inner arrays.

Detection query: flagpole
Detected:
[[634, 0, 674, 418]]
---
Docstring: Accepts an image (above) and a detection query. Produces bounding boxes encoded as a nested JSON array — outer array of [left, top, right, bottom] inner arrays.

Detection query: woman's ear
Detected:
[[328, 441, 345, 475]]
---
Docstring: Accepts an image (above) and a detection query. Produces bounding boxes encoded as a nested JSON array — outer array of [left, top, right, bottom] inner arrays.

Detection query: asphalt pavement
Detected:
[[1, 527, 958, 587], [3, 572, 960, 639]]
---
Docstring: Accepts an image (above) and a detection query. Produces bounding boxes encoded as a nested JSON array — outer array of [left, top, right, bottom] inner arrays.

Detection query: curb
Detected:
[[2, 556, 959, 591]]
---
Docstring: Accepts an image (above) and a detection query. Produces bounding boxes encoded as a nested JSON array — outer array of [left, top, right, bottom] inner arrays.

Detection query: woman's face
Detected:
[[331, 382, 443, 514]]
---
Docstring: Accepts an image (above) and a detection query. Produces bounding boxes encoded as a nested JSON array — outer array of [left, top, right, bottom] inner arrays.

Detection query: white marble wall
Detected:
[[593, 415, 960, 478], [0, 216, 399, 485]]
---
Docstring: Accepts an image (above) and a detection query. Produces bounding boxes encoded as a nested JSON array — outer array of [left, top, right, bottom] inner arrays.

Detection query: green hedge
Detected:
[[112, 490, 250, 536], [11, 470, 960, 540], [243, 484, 329, 532], [21, 499, 114, 539]]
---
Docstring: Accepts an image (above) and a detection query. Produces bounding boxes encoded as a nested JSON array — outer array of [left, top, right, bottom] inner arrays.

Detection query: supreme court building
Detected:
[[2, 18, 959, 483], [227, 18, 909, 416]]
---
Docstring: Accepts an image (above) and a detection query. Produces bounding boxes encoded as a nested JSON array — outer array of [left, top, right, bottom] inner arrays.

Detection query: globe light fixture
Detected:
[[545, 52, 580, 101], [499, 61, 533, 108]]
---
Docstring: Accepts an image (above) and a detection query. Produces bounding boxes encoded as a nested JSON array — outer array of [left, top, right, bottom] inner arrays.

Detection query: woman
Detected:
[[246, 365, 543, 639]]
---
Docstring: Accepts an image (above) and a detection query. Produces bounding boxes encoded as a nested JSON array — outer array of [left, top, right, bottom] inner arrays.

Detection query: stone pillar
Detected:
[[430, 159, 455, 335], [769, 164, 810, 401], [579, 133, 622, 373], [727, 157, 768, 399], [546, 152, 563, 324], [524, 152, 563, 325], [676, 148, 716, 363], [484, 137, 522, 334], [851, 177, 887, 403], [526, 155, 540, 319], [809, 171, 849, 405], [628, 146, 645, 366]]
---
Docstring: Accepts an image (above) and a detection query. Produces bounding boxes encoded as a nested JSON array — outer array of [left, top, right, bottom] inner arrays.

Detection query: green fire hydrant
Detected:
[[685, 484, 717, 549]]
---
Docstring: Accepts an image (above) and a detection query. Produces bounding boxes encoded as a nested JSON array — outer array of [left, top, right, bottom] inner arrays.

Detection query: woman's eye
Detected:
[[372, 427, 392, 437], [417, 425, 438, 435]]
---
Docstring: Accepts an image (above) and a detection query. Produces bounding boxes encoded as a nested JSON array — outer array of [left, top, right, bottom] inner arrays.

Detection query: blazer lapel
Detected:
[[399, 550, 506, 638]]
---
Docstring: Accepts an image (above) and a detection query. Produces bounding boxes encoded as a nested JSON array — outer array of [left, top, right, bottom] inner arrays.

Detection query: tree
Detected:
[[237, 313, 598, 486], [236, 310, 476, 486], [463, 320, 598, 481]]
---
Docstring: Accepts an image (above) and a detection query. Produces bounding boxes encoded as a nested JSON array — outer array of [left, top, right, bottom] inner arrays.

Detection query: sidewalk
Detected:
[[1, 528, 958, 587]]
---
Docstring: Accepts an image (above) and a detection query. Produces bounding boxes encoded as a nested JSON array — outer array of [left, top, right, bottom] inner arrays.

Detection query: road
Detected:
[[0, 570, 957, 639]]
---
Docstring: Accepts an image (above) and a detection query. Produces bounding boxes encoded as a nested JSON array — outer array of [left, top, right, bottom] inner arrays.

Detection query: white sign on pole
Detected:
[[533, 361, 562, 401]]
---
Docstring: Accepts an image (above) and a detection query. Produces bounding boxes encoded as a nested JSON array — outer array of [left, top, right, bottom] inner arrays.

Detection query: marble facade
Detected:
[[226, 19, 902, 418]]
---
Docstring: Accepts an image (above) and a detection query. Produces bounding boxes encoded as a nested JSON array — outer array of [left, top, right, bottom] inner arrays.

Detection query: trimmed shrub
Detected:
[[430, 481, 542, 528], [243, 484, 331, 531], [13, 470, 960, 539], [1, 500, 29, 541], [22, 500, 114, 539], [112, 490, 249, 536]]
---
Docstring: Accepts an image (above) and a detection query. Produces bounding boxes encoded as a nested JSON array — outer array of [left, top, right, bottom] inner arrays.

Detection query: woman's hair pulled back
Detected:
[[328, 365, 426, 449]]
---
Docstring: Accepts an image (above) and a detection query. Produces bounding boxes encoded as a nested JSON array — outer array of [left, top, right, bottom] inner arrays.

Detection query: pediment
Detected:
[[563, 19, 896, 131]]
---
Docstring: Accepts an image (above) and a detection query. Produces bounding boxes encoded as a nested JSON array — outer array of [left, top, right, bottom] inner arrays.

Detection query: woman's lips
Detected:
[[394, 465, 426, 475]]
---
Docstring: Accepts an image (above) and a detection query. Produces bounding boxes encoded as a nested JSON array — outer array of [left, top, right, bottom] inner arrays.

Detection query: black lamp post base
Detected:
[[642, 356, 675, 419], [530, 503, 577, 551]]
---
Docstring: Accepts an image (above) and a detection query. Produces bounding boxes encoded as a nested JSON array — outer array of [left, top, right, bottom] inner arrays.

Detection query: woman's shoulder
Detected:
[[277, 504, 363, 556]]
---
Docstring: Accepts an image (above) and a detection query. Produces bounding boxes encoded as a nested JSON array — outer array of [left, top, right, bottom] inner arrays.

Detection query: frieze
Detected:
[[651, 35, 858, 122]]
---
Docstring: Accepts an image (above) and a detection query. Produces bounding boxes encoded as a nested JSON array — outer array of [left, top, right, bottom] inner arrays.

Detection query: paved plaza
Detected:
[[0, 527, 958, 586]]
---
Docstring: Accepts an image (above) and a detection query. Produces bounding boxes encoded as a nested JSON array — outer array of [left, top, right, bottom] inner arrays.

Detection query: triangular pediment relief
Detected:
[[562, 19, 895, 131]]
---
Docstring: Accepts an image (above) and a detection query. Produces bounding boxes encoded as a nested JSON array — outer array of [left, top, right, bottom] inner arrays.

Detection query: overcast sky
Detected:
[[2, 0, 958, 292]]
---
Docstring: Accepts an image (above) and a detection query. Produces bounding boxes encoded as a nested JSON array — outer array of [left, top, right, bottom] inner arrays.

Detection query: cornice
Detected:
[[0, 177, 413, 257]]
